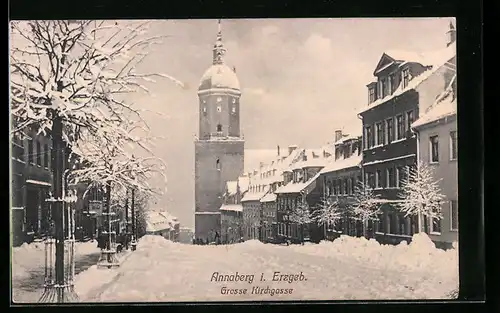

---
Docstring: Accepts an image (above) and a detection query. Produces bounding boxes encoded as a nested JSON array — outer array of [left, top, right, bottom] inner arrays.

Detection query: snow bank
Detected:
[[288, 233, 458, 297], [12, 240, 101, 281], [240, 239, 264, 246]]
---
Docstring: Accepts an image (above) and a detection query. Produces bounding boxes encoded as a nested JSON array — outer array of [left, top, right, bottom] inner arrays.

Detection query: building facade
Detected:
[[194, 21, 244, 242], [11, 124, 53, 246], [320, 131, 363, 241], [220, 205, 243, 244], [275, 148, 331, 244], [358, 23, 457, 245], [412, 80, 457, 248]]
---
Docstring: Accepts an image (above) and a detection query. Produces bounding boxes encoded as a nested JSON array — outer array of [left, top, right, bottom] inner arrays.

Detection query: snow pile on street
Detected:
[[73, 233, 459, 302]]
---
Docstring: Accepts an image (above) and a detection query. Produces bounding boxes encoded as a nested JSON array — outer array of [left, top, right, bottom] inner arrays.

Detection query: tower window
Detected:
[[216, 158, 221, 170], [203, 106, 207, 115], [231, 106, 236, 113], [217, 105, 222, 112], [216, 124, 222, 132]]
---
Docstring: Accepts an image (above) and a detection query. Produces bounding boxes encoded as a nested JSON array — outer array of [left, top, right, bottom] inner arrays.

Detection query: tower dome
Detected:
[[198, 20, 240, 94]]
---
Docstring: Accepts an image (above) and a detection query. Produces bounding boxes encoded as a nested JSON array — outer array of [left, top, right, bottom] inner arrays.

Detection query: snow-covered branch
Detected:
[[10, 20, 183, 144], [351, 180, 383, 223], [289, 192, 314, 225], [313, 196, 343, 227], [397, 161, 445, 220]]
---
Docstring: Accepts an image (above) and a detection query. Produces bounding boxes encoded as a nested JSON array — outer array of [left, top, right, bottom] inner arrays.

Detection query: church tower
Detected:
[[194, 20, 244, 241]]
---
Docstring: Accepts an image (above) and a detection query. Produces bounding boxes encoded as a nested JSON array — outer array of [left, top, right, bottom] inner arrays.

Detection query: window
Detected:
[[376, 122, 383, 146], [389, 74, 396, 94], [12, 133, 24, 162], [450, 131, 458, 160], [27, 138, 34, 164], [377, 214, 385, 233], [396, 115, 404, 140], [36, 141, 42, 166], [387, 167, 395, 188], [365, 125, 373, 149], [216, 158, 221, 170], [430, 135, 439, 163], [406, 110, 414, 132], [450, 200, 458, 231], [380, 78, 386, 98], [350, 178, 355, 195], [402, 68, 410, 88], [368, 87, 376, 103], [367, 172, 375, 189], [217, 105, 222, 112], [343, 179, 348, 195], [396, 166, 406, 187], [231, 106, 236, 113], [422, 215, 430, 233], [44, 144, 49, 168], [431, 217, 441, 234], [203, 106, 207, 115], [216, 124, 222, 132], [386, 118, 394, 143], [375, 170, 382, 188]]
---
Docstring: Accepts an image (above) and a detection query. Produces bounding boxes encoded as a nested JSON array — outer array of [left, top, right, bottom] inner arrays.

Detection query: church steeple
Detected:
[[213, 19, 227, 65]]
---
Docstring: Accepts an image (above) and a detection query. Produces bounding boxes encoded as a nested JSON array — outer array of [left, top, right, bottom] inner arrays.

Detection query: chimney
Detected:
[[335, 130, 343, 142], [446, 21, 456, 47], [277, 145, 280, 156], [288, 145, 298, 155]]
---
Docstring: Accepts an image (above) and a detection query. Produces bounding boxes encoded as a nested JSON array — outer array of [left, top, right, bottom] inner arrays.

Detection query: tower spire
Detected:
[[213, 19, 226, 65]]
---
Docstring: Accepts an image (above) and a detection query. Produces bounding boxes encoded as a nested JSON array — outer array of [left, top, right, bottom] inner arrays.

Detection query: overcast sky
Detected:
[[124, 18, 454, 228]]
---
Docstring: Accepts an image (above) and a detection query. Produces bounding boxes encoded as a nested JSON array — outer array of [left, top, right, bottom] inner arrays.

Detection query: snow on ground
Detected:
[[11, 240, 102, 303], [75, 234, 458, 302], [12, 240, 101, 281]]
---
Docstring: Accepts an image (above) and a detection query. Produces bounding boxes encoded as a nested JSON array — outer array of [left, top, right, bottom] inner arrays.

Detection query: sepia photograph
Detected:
[[10, 17, 459, 303]]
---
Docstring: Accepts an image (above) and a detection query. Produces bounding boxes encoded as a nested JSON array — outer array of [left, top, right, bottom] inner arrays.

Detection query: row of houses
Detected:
[[145, 210, 181, 242], [218, 23, 458, 248]]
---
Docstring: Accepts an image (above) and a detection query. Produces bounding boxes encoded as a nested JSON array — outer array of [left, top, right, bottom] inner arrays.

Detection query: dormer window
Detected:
[[402, 68, 410, 88], [380, 78, 387, 98], [369, 87, 376, 103], [388, 73, 396, 94]]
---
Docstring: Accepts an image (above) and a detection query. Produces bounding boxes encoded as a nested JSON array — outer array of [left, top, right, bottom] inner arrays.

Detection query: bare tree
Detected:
[[289, 192, 314, 243], [351, 180, 383, 238], [313, 196, 343, 231], [10, 20, 180, 302], [397, 161, 445, 232]]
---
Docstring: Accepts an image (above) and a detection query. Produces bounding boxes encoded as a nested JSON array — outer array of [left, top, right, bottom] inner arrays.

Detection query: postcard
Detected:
[[10, 18, 458, 303]]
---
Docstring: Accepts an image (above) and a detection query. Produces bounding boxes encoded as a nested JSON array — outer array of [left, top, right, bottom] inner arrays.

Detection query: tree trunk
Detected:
[[52, 115, 65, 298], [131, 188, 136, 241], [417, 212, 422, 233], [124, 191, 129, 249], [105, 181, 112, 262]]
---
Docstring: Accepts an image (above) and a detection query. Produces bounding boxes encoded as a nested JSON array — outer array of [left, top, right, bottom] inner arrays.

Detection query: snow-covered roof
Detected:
[[226, 181, 238, 196], [237, 175, 250, 193], [334, 133, 362, 146], [241, 184, 269, 202], [412, 85, 457, 129], [360, 42, 456, 115], [287, 148, 331, 171], [244, 149, 279, 173], [198, 64, 240, 91], [275, 172, 321, 194], [320, 154, 362, 175], [146, 212, 172, 233], [260, 193, 277, 203], [219, 204, 243, 212]]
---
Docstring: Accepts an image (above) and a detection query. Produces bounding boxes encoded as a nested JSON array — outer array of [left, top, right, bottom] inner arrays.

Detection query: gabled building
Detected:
[[319, 130, 363, 241], [274, 147, 332, 243], [219, 175, 249, 244], [358, 23, 456, 245], [145, 210, 180, 242], [411, 74, 457, 249]]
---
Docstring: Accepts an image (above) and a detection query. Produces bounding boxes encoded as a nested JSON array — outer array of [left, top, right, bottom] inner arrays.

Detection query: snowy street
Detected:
[[74, 234, 458, 302], [12, 241, 101, 303]]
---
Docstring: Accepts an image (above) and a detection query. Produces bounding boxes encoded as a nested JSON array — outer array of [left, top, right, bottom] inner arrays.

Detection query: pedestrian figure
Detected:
[[214, 231, 220, 244]]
